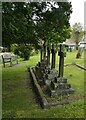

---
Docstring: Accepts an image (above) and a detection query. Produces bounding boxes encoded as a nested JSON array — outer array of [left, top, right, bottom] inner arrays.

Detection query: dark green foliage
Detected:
[[11, 43, 39, 60], [11, 44, 18, 53], [2, 2, 72, 53], [13, 44, 33, 60], [2, 2, 39, 50], [19, 45, 31, 60], [35, 2, 72, 43]]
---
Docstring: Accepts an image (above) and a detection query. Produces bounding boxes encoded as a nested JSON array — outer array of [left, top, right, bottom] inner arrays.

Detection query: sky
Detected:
[[69, 0, 85, 28]]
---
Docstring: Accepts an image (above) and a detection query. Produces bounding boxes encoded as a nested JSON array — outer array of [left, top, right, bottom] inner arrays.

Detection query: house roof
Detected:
[[65, 39, 76, 46]]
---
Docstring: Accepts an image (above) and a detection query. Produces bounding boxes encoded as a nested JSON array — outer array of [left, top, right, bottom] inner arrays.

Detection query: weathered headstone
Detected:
[[51, 44, 57, 69], [58, 44, 66, 77]]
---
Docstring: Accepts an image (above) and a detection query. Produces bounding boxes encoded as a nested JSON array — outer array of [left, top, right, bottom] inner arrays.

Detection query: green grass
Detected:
[[65, 50, 85, 66], [2, 50, 85, 118]]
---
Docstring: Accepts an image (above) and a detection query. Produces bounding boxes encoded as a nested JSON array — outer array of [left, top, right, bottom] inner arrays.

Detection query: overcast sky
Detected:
[[69, 0, 85, 28]]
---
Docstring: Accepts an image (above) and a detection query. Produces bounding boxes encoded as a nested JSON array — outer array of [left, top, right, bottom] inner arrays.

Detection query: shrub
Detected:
[[11, 44, 33, 60], [18, 44, 32, 60]]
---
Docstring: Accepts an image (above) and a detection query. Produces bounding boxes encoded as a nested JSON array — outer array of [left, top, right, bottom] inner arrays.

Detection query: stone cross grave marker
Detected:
[[40, 46, 43, 62], [43, 42, 47, 59], [51, 44, 57, 69], [58, 44, 66, 77], [47, 44, 51, 66]]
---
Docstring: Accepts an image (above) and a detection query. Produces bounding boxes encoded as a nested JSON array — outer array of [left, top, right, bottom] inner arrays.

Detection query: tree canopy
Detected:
[[2, 1, 72, 49], [71, 22, 84, 49]]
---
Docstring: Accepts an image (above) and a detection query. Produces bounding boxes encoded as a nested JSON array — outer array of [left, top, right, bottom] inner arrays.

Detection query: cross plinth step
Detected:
[[51, 82, 71, 90], [54, 77, 67, 83], [50, 88, 74, 97]]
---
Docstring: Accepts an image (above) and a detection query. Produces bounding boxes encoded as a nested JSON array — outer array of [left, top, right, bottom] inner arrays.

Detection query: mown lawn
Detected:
[[2, 50, 85, 118]]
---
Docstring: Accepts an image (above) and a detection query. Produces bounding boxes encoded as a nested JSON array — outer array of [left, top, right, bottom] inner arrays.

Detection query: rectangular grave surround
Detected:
[[29, 43, 75, 108]]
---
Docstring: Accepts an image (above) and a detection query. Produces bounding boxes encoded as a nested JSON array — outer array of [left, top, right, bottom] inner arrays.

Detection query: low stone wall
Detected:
[[30, 68, 48, 108]]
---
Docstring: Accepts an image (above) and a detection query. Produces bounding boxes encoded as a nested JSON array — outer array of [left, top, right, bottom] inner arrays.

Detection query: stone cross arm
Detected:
[[58, 44, 66, 57]]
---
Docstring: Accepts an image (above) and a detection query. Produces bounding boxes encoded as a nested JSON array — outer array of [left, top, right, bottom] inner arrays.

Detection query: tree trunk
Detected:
[[76, 42, 78, 50]]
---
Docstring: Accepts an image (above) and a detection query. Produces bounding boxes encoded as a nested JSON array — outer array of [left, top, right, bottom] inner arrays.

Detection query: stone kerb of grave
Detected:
[[34, 43, 74, 97], [30, 43, 75, 108]]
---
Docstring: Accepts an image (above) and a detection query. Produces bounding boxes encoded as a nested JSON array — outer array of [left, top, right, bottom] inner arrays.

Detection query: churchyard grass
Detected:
[[2, 50, 85, 118]]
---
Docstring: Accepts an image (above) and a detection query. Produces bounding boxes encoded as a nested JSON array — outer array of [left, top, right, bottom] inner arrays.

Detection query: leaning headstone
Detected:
[[58, 44, 66, 77]]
